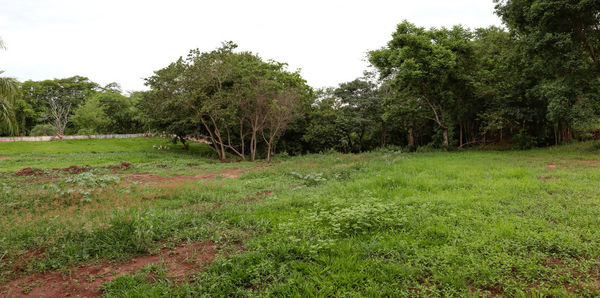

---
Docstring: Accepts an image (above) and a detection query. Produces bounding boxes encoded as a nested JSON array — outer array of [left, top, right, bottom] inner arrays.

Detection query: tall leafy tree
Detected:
[[495, 0, 600, 142], [0, 38, 18, 135], [333, 78, 384, 152], [370, 21, 476, 150], [302, 90, 347, 153], [72, 89, 143, 134], [143, 42, 310, 161], [20, 76, 99, 134]]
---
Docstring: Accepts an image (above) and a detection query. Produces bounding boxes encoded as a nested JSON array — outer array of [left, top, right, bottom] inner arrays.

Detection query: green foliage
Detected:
[[19, 76, 99, 134], [571, 98, 600, 138], [0, 78, 18, 136], [512, 129, 537, 149], [142, 42, 311, 161], [0, 38, 18, 135], [370, 22, 476, 149], [494, 0, 600, 144], [289, 171, 327, 186], [301, 202, 407, 237], [30, 124, 57, 136], [71, 90, 143, 134], [71, 95, 108, 134], [101, 265, 185, 297], [64, 172, 121, 187], [301, 94, 347, 153], [15, 78, 144, 136], [302, 80, 386, 154], [96, 91, 143, 133]]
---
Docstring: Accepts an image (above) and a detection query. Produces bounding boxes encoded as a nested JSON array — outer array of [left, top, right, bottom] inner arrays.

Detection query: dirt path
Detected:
[[121, 167, 243, 185], [1, 242, 216, 297]]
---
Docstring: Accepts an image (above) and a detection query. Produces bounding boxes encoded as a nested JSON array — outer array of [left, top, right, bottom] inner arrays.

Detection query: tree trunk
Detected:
[[266, 142, 272, 162], [442, 128, 449, 152], [408, 122, 415, 150], [266, 134, 275, 162], [346, 134, 354, 153], [358, 128, 365, 153], [250, 130, 257, 161], [240, 121, 245, 158], [472, 123, 476, 144], [380, 120, 387, 148], [459, 121, 463, 148], [500, 128, 503, 143], [200, 117, 225, 161]]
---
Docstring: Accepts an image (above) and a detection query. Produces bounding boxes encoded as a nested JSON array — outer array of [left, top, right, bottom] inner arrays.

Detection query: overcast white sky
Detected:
[[0, 0, 502, 92]]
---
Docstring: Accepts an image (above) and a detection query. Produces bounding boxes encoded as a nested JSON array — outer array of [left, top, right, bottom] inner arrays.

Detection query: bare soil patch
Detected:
[[0, 156, 9, 160], [0, 242, 216, 298], [122, 173, 217, 184], [2, 248, 47, 274], [122, 168, 243, 184], [14, 168, 44, 177], [16, 165, 92, 179], [560, 158, 600, 168], [55, 165, 91, 174], [107, 162, 133, 170]]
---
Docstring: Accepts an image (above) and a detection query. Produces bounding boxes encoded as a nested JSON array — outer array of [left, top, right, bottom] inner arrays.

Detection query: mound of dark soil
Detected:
[[60, 165, 91, 174], [15, 168, 44, 177]]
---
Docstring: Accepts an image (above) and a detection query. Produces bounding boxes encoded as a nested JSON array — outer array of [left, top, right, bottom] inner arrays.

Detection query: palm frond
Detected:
[[0, 76, 18, 135], [0, 77, 17, 99], [0, 95, 17, 135]]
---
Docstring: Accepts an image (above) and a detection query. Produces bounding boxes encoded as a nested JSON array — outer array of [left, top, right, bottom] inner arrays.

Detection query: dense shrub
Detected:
[[512, 129, 537, 150], [30, 124, 57, 136]]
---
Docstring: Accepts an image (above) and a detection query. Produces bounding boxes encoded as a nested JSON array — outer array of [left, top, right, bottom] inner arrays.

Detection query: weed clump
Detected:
[[289, 172, 327, 186], [65, 172, 121, 187]]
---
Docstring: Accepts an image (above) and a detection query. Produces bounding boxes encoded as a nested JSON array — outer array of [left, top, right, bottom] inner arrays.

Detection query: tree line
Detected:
[[1, 0, 599, 159]]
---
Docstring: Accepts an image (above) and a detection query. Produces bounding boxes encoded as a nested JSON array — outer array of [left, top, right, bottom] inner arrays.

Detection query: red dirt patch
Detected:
[[122, 173, 217, 184], [122, 168, 243, 184], [56, 165, 91, 174], [14, 168, 44, 177], [560, 158, 600, 168], [548, 163, 556, 171], [0, 242, 216, 298], [2, 248, 47, 274], [0, 156, 9, 160], [107, 162, 133, 170]]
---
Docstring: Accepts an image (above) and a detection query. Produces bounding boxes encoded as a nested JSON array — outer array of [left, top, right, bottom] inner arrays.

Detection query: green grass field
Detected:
[[1, 138, 600, 297]]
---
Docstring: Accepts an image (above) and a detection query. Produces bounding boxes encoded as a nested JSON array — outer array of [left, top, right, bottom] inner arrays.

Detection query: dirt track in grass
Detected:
[[1, 242, 217, 298], [121, 168, 242, 184]]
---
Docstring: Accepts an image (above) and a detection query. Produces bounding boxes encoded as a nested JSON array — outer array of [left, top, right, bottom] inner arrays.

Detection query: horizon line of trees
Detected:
[[1, 0, 600, 160]]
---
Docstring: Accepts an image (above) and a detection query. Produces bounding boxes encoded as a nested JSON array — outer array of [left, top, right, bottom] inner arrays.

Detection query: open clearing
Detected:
[[1, 138, 600, 297]]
